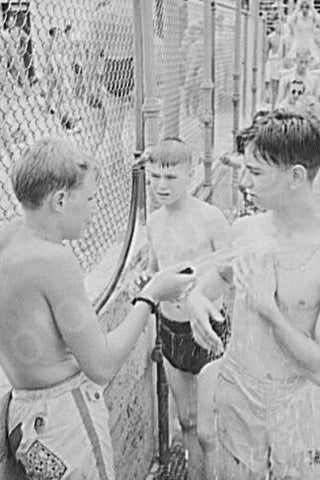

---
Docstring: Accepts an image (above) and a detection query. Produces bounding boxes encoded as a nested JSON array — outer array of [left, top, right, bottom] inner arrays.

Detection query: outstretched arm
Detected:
[[45, 251, 196, 386]]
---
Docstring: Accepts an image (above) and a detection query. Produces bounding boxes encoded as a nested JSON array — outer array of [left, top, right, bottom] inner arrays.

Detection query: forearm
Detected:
[[105, 281, 160, 377], [267, 305, 320, 384], [106, 301, 153, 377]]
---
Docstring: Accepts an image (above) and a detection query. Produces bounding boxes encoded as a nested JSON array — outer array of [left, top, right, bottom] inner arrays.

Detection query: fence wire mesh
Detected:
[[153, 0, 204, 170], [0, 0, 135, 272], [0, 0, 265, 275]]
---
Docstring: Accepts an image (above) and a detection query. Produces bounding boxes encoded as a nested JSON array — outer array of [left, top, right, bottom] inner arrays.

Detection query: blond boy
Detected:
[[0, 137, 195, 479]]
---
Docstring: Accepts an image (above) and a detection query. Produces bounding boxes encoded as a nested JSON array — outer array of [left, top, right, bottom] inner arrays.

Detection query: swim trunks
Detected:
[[7, 372, 115, 480], [160, 307, 230, 375], [214, 355, 320, 478]]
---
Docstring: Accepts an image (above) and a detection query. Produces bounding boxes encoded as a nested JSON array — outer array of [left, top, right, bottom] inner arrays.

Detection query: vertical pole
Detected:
[[140, 0, 161, 147], [211, 0, 216, 150], [133, 0, 144, 154], [251, 0, 259, 117], [261, 12, 267, 104], [232, 0, 242, 150], [140, 6, 168, 466], [133, 0, 146, 225], [202, 0, 214, 186], [242, 5, 249, 121]]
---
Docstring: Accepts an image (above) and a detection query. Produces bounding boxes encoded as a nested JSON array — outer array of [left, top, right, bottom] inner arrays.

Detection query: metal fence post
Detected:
[[251, 0, 259, 117], [133, 0, 147, 225], [202, 0, 214, 186], [140, 0, 161, 147], [211, 0, 216, 150], [261, 12, 267, 105], [242, 4, 249, 121], [232, 0, 242, 150]]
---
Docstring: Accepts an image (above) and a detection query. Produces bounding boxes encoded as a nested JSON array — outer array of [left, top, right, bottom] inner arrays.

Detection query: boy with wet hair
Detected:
[[146, 137, 231, 479], [189, 109, 320, 479], [0, 136, 195, 479]]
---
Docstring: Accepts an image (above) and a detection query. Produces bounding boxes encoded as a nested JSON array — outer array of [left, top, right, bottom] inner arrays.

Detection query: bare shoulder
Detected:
[[231, 212, 267, 240], [38, 245, 81, 281], [0, 219, 23, 252], [192, 198, 227, 221]]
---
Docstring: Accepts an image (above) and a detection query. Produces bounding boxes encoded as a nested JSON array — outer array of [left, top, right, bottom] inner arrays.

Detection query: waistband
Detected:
[[11, 372, 90, 401], [222, 354, 306, 392], [160, 313, 191, 335]]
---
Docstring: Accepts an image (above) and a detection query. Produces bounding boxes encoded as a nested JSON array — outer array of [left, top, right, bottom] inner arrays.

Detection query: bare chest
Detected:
[[274, 249, 320, 326], [151, 219, 214, 267]]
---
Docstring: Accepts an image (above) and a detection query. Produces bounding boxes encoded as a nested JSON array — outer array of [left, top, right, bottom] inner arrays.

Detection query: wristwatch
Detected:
[[131, 296, 159, 314]]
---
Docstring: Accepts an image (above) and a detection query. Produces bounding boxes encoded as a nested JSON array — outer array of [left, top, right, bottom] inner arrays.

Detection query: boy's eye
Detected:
[[246, 166, 261, 176], [150, 173, 160, 179], [165, 175, 177, 180]]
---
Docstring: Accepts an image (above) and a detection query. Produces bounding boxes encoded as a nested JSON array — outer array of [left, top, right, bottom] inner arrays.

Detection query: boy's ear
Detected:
[[51, 190, 67, 212], [291, 164, 307, 188]]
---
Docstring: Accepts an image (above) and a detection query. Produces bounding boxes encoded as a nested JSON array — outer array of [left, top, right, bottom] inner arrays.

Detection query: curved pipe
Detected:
[[94, 160, 143, 314]]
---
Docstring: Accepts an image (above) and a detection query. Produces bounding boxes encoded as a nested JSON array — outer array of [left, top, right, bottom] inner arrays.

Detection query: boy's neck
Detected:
[[23, 211, 63, 244], [272, 190, 318, 235], [163, 193, 191, 214]]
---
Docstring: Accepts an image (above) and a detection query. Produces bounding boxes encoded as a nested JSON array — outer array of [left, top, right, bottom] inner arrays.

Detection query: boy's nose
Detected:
[[239, 170, 252, 190], [158, 176, 167, 188]]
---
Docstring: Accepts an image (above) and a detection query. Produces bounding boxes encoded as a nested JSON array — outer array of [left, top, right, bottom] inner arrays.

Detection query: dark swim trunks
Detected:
[[160, 307, 231, 375]]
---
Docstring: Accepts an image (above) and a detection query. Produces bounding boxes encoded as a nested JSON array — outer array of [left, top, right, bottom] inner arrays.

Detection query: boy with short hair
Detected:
[[0, 136, 195, 479], [189, 110, 320, 479], [146, 137, 230, 479]]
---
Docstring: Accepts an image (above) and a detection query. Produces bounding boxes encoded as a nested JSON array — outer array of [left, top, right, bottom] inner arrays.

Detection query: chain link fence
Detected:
[[0, 0, 265, 276], [0, 0, 135, 272], [152, 0, 204, 172]]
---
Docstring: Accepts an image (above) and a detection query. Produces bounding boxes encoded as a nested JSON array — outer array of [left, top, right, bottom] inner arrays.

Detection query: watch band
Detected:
[[131, 296, 159, 314]]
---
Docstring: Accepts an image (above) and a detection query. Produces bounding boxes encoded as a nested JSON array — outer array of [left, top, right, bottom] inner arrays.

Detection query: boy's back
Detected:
[[0, 223, 80, 389]]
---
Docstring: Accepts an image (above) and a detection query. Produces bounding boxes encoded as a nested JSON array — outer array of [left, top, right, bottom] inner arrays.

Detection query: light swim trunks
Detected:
[[214, 355, 320, 478], [7, 372, 114, 479]]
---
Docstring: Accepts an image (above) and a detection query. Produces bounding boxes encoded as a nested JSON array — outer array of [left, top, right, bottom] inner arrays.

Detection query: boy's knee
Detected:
[[178, 411, 197, 434], [197, 423, 216, 452]]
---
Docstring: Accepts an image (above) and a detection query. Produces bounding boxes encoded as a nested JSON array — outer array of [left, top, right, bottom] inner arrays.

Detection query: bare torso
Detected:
[[227, 213, 320, 380], [148, 197, 228, 321], [0, 223, 80, 389]]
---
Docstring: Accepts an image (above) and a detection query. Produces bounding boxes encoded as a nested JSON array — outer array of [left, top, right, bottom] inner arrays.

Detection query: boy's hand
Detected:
[[188, 287, 224, 353], [129, 270, 153, 299], [233, 252, 277, 318], [142, 262, 197, 303]]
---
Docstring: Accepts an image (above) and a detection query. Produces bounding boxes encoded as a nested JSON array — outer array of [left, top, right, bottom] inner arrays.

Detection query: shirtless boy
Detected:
[[189, 110, 320, 479], [146, 138, 230, 479], [0, 137, 195, 479]]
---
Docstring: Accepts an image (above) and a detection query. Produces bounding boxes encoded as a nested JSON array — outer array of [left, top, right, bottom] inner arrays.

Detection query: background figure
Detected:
[[276, 48, 320, 105], [182, 22, 204, 117], [265, 19, 282, 109], [278, 79, 307, 110], [279, 13, 294, 69], [278, 78, 320, 116], [288, 0, 320, 66]]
